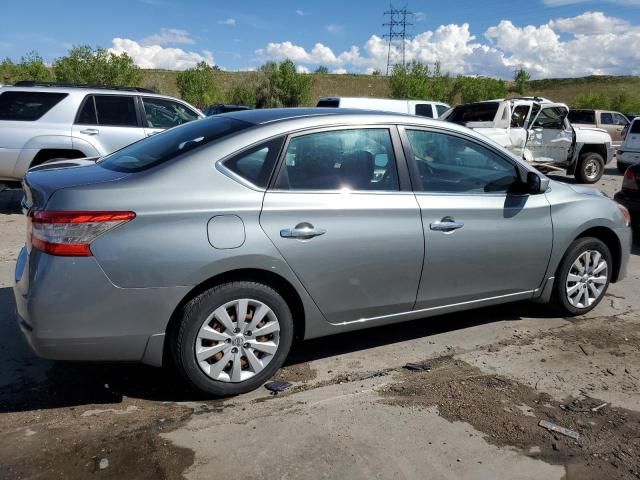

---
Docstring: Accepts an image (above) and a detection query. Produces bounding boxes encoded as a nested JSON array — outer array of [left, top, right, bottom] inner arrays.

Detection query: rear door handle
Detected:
[[280, 222, 326, 239], [80, 128, 99, 135], [430, 219, 464, 232]]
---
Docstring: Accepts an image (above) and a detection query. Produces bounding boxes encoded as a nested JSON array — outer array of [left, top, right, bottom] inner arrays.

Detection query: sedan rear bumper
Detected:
[[13, 246, 190, 365]]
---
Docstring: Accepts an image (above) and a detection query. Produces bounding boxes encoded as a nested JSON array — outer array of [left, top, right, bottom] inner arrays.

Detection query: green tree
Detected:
[[175, 61, 220, 108], [609, 91, 640, 113], [0, 58, 18, 84], [453, 76, 507, 103], [255, 60, 314, 108], [227, 83, 256, 106], [17, 51, 53, 81], [255, 62, 283, 108], [390, 61, 455, 103], [514, 67, 531, 95], [53, 45, 140, 86], [573, 91, 610, 109], [314, 65, 329, 74], [371, 69, 382, 76]]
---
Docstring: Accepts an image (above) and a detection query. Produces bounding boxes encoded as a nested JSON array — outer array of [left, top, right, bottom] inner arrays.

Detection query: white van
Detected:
[[617, 118, 640, 172], [316, 97, 450, 119]]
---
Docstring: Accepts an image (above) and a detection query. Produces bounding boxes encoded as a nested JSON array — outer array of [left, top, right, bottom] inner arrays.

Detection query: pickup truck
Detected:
[[440, 98, 614, 183], [568, 109, 630, 147]]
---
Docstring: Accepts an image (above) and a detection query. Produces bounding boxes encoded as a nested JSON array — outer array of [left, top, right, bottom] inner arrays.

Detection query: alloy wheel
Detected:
[[195, 298, 280, 382], [583, 159, 601, 181], [565, 250, 608, 309]]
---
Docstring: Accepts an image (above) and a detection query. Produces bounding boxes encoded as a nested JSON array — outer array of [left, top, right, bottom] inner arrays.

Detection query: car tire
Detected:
[[551, 237, 612, 316], [575, 152, 604, 184], [172, 281, 294, 396]]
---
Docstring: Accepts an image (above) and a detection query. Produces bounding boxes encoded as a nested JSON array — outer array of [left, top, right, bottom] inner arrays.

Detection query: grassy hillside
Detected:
[[139, 69, 639, 107]]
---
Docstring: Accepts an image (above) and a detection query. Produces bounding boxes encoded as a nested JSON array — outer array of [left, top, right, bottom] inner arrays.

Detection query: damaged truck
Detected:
[[440, 97, 614, 184]]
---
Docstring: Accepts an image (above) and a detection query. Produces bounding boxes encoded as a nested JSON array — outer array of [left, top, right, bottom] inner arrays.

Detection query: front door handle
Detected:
[[430, 218, 464, 232], [280, 222, 327, 239], [80, 128, 99, 135]]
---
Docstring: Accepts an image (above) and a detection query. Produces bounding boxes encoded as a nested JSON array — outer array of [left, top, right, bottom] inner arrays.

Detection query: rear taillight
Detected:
[[29, 211, 135, 257], [622, 168, 639, 191]]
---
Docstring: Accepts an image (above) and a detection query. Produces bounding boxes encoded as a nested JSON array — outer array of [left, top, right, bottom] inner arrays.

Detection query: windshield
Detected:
[[99, 116, 252, 173], [444, 102, 500, 125]]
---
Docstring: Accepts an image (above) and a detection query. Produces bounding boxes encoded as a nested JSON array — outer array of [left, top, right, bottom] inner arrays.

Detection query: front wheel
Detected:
[[575, 152, 604, 184], [172, 281, 294, 396], [552, 237, 612, 315]]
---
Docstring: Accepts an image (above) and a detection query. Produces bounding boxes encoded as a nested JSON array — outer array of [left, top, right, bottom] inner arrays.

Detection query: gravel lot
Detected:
[[1, 167, 639, 480]]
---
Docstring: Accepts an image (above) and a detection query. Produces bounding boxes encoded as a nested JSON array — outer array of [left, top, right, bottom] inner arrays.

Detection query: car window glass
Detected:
[[76, 96, 98, 124], [275, 129, 399, 191], [415, 104, 433, 118], [446, 102, 500, 125], [0, 91, 67, 121], [568, 110, 595, 124], [533, 107, 564, 129], [614, 113, 629, 125], [94, 95, 138, 127], [223, 137, 284, 188], [436, 104, 449, 117], [600, 112, 614, 125], [406, 129, 519, 194], [511, 105, 530, 128], [630, 120, 640, 134], [143, 97, 199, 128]]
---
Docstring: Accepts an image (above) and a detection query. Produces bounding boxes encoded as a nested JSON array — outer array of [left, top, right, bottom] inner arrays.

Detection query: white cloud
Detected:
[[110, 38, 214, 69], [141, 28, 194, 46], [255, 11, 640, 78], [414, 11, 426, 22], [332, 68, 348, 74], [296, 65, 310, 73], [326, 24, 344, 34], [218, 18, 236, 25], [296, 9, 305, 16], [543, 0, 640, 5]]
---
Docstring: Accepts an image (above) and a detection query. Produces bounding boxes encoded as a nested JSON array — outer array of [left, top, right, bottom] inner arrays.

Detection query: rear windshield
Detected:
[[568, 110, 595, 124], [317, 99, 340, 108], [0, 91, 67, 121], [631, 120, 640, 134], [99, 116, 252, 173], [445, 102, 500, 125]]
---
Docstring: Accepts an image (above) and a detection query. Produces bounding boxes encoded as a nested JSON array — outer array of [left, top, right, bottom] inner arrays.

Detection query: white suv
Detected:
[[0, 82, 204, 185]]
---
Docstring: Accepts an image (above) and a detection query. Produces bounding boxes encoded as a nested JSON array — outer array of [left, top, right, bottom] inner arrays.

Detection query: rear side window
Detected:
[[435, 104, 449, 117], [631, 120, 640, 134], [99, 116, 252, 173], [94, 95, 138, 127], [317, 99, 339, 108], [445, 102, 500, 125], [0, 91, 67, 121], [511, 105, 531, 128], [415, 104, 434, 118], [223, 137, 284, 188], [600, 112, 614, 125], [568, 110, 595, 124]]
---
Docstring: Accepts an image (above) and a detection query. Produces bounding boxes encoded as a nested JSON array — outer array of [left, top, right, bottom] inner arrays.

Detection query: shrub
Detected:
[[453, 76, 507, 103], [390, 61, 455, 103], [255, 60, 313, 108], [53, 45, 140, 86], [514, 68, 531, 95], [176, 61, 220, 109]]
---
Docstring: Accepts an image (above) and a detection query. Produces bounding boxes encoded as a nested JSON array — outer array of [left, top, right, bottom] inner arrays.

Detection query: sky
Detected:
[[1, 0, 639, 79]]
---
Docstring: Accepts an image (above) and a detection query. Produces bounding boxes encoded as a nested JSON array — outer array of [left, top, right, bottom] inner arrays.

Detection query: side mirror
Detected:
[[527, 171, 549, 194]]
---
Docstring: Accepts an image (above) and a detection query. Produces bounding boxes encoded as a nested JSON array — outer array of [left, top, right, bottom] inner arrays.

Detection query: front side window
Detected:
[[614, 113, 629, 126], [532, 107, 565, 129], [436, 104, 449, 117], [94, 95, 138, 127], [274, 128, 399, 191], [142, 97, 200, 128], [406, 129, 520, 194], [0, 91, 67, 121], [223, 137, 284, 188], [511, 105, 531, 128], [415, 104, 434, 118]]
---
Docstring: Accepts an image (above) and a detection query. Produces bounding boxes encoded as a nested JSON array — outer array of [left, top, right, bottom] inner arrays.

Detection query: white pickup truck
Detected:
[[440, 97, 614, 183]]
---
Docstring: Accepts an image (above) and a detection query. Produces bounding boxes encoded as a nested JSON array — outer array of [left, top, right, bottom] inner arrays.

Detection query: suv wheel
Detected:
[[575, 152, 604, 184], [173, 281, 294, 396], [552, 237, 612, 315]]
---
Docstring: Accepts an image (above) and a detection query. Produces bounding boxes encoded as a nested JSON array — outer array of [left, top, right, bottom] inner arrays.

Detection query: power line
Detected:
[[383, 4, 413, 75]]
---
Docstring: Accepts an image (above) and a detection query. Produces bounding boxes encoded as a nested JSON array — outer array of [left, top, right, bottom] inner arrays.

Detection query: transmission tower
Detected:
[[383, 4, 413, 75]]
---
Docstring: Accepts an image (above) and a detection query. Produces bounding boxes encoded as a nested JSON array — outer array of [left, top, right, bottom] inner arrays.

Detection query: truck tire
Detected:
[[575, 152, 604, 184]]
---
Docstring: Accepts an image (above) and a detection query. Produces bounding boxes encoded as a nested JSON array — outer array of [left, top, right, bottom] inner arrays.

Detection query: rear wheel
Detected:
[[173, 281, 294, 396], [575, 152, 604, 184], [552, 237, 612, 315]]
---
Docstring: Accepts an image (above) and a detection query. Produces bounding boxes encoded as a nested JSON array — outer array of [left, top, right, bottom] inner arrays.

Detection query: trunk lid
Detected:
[[22, 158, 129, 210]]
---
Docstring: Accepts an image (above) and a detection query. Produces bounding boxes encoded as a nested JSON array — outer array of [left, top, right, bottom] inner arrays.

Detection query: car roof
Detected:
[[222, 107, 420, 125], [0, 84, 184, 101]]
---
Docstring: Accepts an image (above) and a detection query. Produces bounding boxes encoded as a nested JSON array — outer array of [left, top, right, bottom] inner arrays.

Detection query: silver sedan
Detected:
[[14, 109, 631, 396]]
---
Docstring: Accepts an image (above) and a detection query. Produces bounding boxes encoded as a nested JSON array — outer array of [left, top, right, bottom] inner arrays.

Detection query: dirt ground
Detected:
[[1, 167, 639, 480]]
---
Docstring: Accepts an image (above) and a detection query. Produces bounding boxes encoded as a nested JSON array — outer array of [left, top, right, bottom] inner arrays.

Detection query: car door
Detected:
[[401, 127, 553, 309], [525, 106, 572, 163], [260, 126, 424, 324], [608, 113, 629, 145], [72, 94, 145, 155], [141, 97, 202, 137]]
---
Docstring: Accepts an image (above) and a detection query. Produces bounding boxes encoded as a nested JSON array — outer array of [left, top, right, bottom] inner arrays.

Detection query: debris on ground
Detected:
[[264, 381, 292, 394], [538, 420, 580, 440], [591, 402, 607, 412], [403, 362, 432, 372], [97, 458, 109, 471]]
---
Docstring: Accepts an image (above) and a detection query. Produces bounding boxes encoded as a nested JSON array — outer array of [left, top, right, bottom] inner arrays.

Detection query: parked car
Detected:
[[317, 96, 450, 119], [568, 109, 629, 147], [0, 81, 204, 186], [441, 98, 614, 183], [203, 104, 252, 116], [621, 113, 640, 140], [14, 109, 631, 396], [614, 164, 640, 226], [616, 118, 640, 172]]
